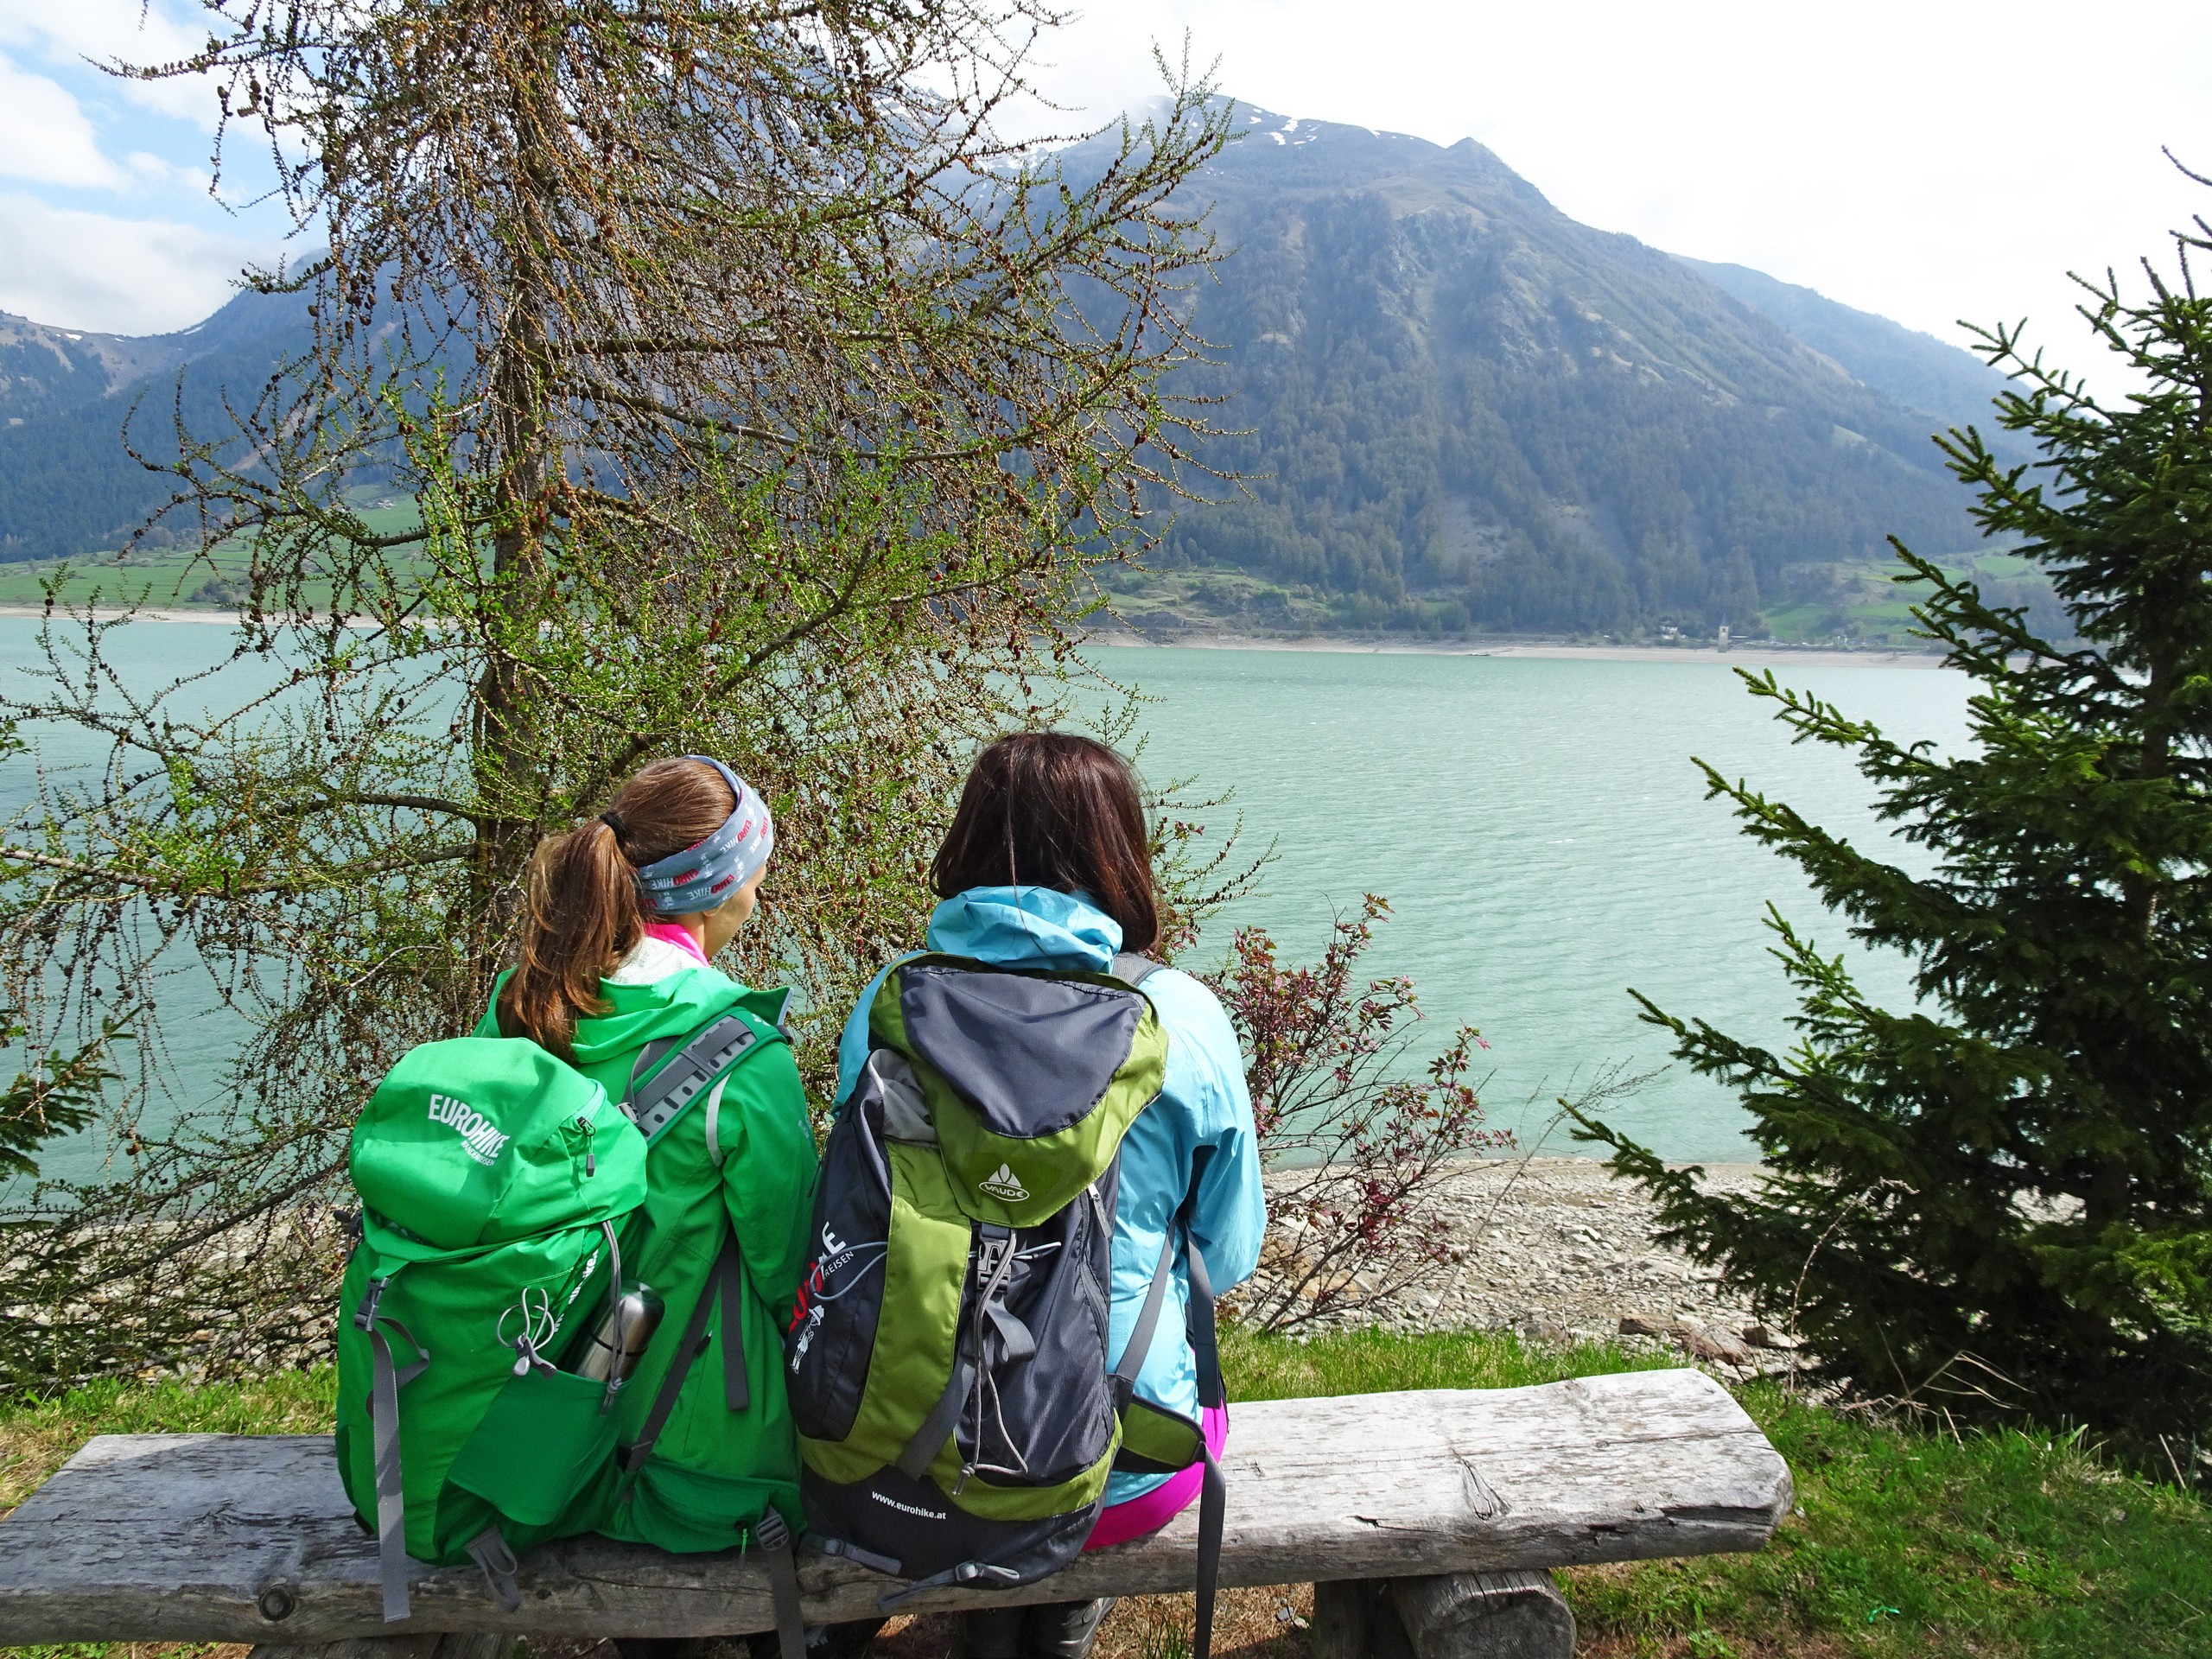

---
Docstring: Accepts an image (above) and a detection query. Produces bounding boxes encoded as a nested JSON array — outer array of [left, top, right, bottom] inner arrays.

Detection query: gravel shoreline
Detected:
[[1262, 1156, 1792, 1370]]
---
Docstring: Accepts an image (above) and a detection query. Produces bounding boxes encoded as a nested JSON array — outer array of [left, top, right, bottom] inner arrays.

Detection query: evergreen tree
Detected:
[[1573, 223, 2212, 1452]]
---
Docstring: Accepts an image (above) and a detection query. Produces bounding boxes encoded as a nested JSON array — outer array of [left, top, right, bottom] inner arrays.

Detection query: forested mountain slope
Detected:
[[1134, 108, 1992, 632], [1674, 256, 2018, 442], [0, 289, 309, 562], [0, 107, 2012, 638]]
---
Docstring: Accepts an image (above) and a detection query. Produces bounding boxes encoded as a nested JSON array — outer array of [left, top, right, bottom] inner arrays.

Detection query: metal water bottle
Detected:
[[572, 1282, 664, 1382]]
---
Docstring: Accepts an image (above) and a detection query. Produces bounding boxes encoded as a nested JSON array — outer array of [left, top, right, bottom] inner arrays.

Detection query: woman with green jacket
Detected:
[[478, 756, 816, 1566]]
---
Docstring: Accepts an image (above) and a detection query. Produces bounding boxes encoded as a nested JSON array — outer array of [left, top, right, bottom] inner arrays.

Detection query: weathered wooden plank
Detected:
[[0, 1369, 1790, 1644]]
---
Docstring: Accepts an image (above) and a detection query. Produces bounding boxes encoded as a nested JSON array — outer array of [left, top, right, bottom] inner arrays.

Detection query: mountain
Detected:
[[0, 315, 188, 425], [1120, 107, 1999, 634], [0, 289, 310, 561], [0, 108, 2016, 639], [1673, 257, 2018, 443]]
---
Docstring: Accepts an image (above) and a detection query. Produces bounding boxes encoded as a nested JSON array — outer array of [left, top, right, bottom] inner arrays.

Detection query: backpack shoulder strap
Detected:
[[620, 1005, 787, 1145], [1104, 1144, 1225, 1659], [1111, 951, 1165, 988]]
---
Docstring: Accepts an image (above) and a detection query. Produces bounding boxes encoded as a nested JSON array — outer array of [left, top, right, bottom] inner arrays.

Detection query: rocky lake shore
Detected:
[[1263, 1157, 1791, 1372]]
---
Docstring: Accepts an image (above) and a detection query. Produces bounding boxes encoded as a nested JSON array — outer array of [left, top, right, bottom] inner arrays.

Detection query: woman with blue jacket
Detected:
[[829, 732, 1266, 1659]]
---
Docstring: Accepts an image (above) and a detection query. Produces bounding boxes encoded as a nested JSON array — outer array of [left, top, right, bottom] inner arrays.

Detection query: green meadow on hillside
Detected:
[[0, 498, 429, 612], [1094, 545, 2049, 648], [0, 505, 2046, 652]]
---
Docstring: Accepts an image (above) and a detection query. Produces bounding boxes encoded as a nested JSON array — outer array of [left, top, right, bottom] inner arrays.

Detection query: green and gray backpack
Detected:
[[786, 952, 1228, 1649], [337, 1012, 804, 1651]]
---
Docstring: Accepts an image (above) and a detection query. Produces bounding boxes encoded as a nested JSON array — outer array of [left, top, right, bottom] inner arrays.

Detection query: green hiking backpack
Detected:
[[338, 1011, 805, 1652], [785, 952, 1230, 1654]]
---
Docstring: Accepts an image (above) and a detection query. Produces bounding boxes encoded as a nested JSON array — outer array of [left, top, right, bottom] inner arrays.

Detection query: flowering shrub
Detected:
[[1207, 895, 1510, 1331]]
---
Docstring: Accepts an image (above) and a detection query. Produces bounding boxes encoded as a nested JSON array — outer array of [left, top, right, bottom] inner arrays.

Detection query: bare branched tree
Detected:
[[0, 0, 1238, 1389]]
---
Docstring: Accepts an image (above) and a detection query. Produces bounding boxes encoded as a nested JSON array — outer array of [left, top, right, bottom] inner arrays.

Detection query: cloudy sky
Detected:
[[5, 0, 2210, 377]]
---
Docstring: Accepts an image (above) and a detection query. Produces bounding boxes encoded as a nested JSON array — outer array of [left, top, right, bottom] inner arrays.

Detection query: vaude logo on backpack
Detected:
[[786, 950, 1232, 1659], [978, 1163, 1028, 1201]]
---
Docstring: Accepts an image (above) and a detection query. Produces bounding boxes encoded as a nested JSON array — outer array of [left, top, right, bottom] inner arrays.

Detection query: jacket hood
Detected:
[[925, 886, 1122, 973], [568, 965, 747, 1067]]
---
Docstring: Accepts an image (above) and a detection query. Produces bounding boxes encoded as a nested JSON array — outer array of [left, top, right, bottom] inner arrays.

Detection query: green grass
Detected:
[[1762, 547, 2053, 649], [1566, 1391, 2212, 1658], [0, 545, 241, 609], [4, 1332, 2206, 1657], [0, 499, 432, 612], [1219, 1322, 1678, 1398], [1225, 1327, 2210, 1658], [0, 1368, 335, 1518]]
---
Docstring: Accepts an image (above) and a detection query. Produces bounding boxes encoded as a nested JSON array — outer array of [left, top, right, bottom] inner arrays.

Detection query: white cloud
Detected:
[[0, 54, 123, 188], [125, 149, 213, 193], [0, 0, 218, 125], [1027, 0, 2212, 374], [0, 194, 276, 333]]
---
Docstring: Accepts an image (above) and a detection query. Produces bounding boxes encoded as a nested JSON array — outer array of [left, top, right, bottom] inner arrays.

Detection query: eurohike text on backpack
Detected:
[[785, 953, 1230, 1659], [336, 1010, 804, 1659]]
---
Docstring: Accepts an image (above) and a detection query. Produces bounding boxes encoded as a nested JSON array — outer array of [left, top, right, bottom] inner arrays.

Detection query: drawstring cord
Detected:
[[955, 1229, 1041, 1492], [498, 1287, 561, 1377]]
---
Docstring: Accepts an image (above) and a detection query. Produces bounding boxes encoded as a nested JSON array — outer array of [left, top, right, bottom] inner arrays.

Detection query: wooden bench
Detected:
[[0, 1369, 1790, 1658]]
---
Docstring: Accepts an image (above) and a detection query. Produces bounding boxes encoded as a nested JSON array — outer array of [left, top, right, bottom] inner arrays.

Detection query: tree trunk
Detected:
[[464, 9, 566, 1001]]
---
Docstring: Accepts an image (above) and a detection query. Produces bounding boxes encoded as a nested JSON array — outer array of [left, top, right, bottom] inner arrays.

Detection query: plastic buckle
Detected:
[[754, 1509, 791, 1552], [354, 1276, 388, 1332]]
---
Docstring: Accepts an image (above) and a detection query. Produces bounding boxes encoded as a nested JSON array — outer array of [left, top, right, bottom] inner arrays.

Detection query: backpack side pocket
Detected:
[[1113, 1395, 1205, 1477], [448, 1364, 625, 1527], [785, 1081, 895, 1443]]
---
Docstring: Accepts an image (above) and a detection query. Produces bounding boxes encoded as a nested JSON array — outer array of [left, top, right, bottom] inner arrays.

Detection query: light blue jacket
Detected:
[[836, 886, 1268, 1503]]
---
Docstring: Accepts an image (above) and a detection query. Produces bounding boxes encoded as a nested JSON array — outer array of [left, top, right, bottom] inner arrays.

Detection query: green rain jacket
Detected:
[[479, 938, 816, 1550]]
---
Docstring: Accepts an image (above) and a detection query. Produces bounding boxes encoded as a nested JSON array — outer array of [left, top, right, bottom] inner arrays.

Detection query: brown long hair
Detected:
[[497, 758, 737, 1058], [932, 733, 1159, 952]]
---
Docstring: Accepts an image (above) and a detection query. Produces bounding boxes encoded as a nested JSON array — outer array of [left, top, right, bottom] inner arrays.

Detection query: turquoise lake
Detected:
[[1086, 645, 1972, 1161], [1, 619, 1974, 1167]]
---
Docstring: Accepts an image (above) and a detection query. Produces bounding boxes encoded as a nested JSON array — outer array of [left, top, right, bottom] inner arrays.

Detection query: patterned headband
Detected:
[[631, 756, 774, 917]]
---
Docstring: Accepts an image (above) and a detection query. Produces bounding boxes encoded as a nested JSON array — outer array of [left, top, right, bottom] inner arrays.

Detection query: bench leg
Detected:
[[1312, 1573, 1575, 1659], [1312, 1580, 1412, 1659], [247, 1638, 519, 1659], [1389, 1573, 1575, 1659]]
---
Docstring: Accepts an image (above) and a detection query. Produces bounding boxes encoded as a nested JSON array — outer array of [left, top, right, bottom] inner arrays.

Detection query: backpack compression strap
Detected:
[[466, 1525, 522, 1614], [611, 1013, 781, 1488], [618, 1231, 751, 1493], [353, 1274, 429, 1624], [1185, 1172, 1226, 1659], [613, 1231, 804, 1659], [753, 1509, 809, 1659]]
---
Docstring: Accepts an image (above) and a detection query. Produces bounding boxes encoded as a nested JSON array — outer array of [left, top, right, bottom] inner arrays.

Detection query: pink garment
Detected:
[[641, 920, 712, 969], [1083, 1404, 1229, 1551]]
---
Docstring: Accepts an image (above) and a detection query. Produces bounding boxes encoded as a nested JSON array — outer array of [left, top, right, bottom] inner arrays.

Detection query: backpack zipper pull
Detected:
[[575, 1114, 596, 1176]]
